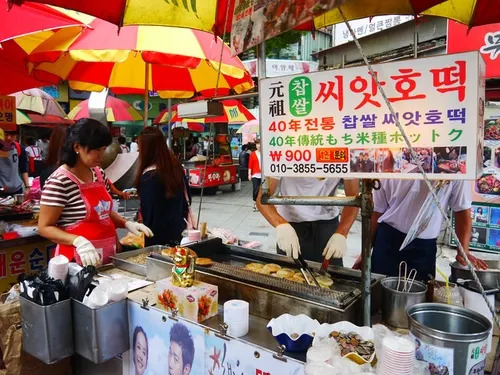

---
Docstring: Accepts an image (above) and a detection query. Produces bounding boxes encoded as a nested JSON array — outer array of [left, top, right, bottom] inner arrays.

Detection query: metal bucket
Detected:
[[381, 276, 427, 328], [72, 298, 129, 364], [408, 303, 492, 375], [20, 296, 74, 364]]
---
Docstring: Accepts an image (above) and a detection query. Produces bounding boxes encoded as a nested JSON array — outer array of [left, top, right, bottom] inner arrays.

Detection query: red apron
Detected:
[[55, 167, 117, 265]]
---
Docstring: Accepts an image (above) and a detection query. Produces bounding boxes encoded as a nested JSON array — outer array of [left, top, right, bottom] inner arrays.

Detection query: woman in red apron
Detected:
[[38, 118, 153, 267]]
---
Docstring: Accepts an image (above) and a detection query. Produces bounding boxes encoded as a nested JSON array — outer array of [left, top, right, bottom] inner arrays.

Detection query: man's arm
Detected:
[[256, 178, 288, 227], [335, 179, 359, 237], [455, 208, 488, 270]]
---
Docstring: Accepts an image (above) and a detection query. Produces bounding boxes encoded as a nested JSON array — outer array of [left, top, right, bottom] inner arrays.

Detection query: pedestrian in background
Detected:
[[40, 125, 66, 189], [130, 136, 139, 152], [118, 136, 129, 153], [136, 127, 191, 246], [238, 144, 250, 181], [248, 139, 261, 212], [25, 137, 43, 177]]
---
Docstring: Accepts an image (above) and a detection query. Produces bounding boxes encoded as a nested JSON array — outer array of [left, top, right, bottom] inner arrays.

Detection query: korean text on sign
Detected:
[[259, 52, 485, 180], [0, 96, 16, 126]]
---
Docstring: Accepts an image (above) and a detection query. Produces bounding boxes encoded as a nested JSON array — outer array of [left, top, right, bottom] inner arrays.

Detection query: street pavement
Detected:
[[191, 180, 500, 280]]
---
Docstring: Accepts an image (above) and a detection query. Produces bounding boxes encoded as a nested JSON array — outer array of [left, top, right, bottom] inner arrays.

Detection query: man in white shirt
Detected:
[[257, 177, 359, 265], [370, 180, 487, 282], [130, 136, 138, 153]]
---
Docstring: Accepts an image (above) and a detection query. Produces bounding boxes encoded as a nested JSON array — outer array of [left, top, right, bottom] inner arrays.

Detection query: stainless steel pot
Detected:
[[381, 276, 427, 328], [450, 260, 500, 288], [408, 303, 492, 375]]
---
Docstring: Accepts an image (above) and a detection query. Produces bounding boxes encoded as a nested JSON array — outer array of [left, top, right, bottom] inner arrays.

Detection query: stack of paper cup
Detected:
[[223, 300, 249, 338], [377, 336, 415, 375], [47, 255, 69, 281]]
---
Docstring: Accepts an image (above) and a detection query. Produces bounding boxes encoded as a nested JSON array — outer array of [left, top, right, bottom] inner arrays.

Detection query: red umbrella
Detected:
[[1, 2, 83, 42], [0, 42, 49, 95], [0, 2, 84, 94]]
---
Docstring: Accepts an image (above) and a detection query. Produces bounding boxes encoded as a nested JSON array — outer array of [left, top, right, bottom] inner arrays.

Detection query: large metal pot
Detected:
[[450, 260, 500, 288], [381, 277, 427, 329], [408, 303, 492, 375], [450, 260, 500, 302]]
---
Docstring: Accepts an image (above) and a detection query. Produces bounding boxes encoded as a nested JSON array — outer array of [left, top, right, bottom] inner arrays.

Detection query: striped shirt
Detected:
[[41, 167, 110, 226]]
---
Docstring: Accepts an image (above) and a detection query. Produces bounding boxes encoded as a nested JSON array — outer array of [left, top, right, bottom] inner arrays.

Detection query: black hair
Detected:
[[118, 136, 126, 145], [132, 326, 148, 365], [26, 137, 35, 146], [132, 136, 138, 142], [477, 207, 483, 214], [60, 118, 112, 167], [193, 136, 199, 143], [242, 144, 249, 151], [170, 323, 194, 370]]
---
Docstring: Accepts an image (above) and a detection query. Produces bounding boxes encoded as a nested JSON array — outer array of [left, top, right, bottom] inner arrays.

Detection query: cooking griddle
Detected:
[[149, 238, 365, 310]]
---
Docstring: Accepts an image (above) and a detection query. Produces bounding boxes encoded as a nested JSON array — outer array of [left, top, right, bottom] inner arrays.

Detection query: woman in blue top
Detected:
[[135, 127, 191, 247]]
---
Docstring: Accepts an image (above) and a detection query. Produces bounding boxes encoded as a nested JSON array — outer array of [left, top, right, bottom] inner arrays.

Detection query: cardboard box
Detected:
[[156, 277, 218, 323]]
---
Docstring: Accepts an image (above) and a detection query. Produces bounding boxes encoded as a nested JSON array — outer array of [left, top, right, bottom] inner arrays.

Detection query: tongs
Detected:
[[294, 254, 320, 288], [396, 261, 417, 292]]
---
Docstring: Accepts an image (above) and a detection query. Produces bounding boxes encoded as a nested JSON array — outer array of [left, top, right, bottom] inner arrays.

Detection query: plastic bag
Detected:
[[4, 285, 19, 304], [65, 265, 97, 302]]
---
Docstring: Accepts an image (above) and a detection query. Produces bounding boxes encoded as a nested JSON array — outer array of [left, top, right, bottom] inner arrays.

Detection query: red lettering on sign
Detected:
[[9, 251, 25, 276], [315, 76, 344, 110], [349, 74, 385, 109], [388, 69, 426, 102], [430, 60, 466, 102]]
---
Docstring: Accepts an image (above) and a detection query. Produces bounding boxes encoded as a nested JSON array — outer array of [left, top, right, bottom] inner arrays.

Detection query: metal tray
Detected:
[[110, 245, 165, 276]]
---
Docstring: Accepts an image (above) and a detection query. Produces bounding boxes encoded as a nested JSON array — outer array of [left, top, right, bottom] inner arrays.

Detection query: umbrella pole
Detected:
[[167, 98, 173, 148], [144, 63, 150, 127]]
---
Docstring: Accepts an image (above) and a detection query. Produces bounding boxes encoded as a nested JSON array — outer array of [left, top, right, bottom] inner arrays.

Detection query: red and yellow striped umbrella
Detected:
[[154, 100, 255, 125], [27, 16, 254, 99], [68, 96, 142, 122]]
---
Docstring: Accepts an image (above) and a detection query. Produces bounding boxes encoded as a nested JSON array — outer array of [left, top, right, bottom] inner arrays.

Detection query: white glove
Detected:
[[125, 221, 154, 237], [276, 223, 301, 259], [322, 233, 347, 260], [73, 236, 99, 267]]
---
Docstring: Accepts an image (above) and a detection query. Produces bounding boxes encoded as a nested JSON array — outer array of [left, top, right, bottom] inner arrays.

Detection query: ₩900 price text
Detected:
[[269, 163, 349, 174]]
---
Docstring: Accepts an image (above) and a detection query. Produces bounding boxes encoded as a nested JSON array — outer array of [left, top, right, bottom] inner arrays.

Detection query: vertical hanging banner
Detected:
[[231, 0, 346, 55], [260, 51, 486, 180]]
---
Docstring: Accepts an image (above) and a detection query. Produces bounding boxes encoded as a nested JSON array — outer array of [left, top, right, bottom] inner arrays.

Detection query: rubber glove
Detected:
[[276, 223, 300, 259], [125, 221, 154, 237], [73, 236, 99, 267], [322, 233, 348, 260]]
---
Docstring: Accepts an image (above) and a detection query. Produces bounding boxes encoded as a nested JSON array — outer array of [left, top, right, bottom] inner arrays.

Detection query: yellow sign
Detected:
[[0, 239, 55, 294], [0, 96, 16, 128]]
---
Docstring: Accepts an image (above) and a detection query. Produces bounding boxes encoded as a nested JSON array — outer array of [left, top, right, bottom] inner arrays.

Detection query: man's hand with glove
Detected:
[[276, 223, 301, 259], [322, 233, 348, 260], [73, 236, 100, 267], [125, 221, 154, 237]]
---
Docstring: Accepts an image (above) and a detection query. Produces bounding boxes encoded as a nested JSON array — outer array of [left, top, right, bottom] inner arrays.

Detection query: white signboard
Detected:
[[243, 59, 319, 78], [260, 52, 486, 180], [333, 15, 414, 46]]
